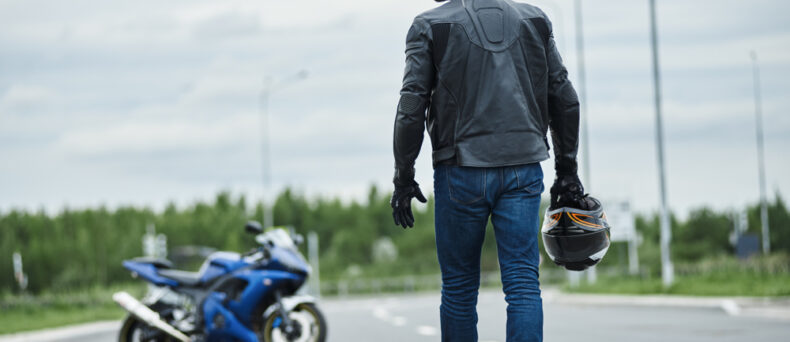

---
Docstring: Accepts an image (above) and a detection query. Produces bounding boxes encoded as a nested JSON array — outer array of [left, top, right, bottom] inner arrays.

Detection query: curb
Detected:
[[0, 320, 120, 342]]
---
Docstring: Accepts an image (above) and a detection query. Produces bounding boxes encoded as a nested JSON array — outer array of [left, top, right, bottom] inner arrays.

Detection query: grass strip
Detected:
[[566, 272, 790, 297]]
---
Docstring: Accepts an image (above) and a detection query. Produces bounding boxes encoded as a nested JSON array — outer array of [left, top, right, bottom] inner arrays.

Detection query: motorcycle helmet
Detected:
[[541, 196, 611, 271]]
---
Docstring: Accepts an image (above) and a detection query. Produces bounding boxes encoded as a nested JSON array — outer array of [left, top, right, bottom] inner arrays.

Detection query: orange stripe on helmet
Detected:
[[569, 212, 604, 229], [544, 213, 561, 228]]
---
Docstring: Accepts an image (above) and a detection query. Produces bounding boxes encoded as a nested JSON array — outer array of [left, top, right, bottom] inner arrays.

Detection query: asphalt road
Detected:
[[7, 290, 790, 342], [323, 291, 790, 342]]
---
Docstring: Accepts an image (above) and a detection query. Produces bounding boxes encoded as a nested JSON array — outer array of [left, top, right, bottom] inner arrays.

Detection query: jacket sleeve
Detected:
[[544, 16, 580, 176], [393, 18, 436, 186]]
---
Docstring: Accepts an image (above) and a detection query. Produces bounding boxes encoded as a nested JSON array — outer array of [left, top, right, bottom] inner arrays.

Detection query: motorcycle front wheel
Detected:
[[262, 303, 327, 342]]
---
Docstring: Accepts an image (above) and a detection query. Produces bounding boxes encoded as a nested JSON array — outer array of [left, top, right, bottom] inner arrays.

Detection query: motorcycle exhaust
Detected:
[[113, 291, 192, 342]]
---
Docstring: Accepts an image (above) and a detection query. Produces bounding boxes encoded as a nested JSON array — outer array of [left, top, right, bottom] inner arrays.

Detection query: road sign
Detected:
[[143, 224, 168, 259], [603, 200, 635, 243], [602, 200, 640, 275]]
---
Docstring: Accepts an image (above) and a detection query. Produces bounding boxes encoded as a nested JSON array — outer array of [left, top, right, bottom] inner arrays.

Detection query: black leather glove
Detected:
[[550, 174, 596, 210], [391, 181, 427, 229]]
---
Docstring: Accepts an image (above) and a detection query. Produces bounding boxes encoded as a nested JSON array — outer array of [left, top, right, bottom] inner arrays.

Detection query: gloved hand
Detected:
[[550, 174, 596, 210], [391, 182, 427, 229]]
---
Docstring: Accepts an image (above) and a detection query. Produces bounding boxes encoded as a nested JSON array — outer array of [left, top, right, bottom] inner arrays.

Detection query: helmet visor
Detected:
[[542, 229, 610, 263]]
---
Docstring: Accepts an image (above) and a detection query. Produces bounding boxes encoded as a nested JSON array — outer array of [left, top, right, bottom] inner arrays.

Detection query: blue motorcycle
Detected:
[[113, 222, 327, 342]]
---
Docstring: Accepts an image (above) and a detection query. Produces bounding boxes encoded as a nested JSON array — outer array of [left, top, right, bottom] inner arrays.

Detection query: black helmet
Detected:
[[541, 197, 611, 271]]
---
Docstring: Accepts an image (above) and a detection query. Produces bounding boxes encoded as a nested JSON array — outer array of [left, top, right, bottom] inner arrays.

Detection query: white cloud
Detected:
[[0, 85, 57, 115], [0, 0, 789, 215], [56, 114, 257, 156]]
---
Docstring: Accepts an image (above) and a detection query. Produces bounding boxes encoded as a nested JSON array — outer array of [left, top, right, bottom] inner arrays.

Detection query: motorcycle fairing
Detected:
[[203, 292, 259, 342], [221, 269, 305, 327]]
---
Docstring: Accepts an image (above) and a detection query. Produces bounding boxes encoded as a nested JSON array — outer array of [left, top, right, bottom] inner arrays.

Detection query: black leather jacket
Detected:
[[393, 0, 580, 185]]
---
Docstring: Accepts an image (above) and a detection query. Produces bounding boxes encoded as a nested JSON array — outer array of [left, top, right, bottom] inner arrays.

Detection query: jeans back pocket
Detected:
[[516, 164, 544, 195], [447, 166, 485, 204]]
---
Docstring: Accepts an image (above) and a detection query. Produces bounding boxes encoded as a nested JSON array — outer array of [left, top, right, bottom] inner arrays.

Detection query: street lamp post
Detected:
[[573, 0, 597, 285], [534, 0, 568, 55], [751, 51, 770, 255], [534, 0, 586, 287], [648, 0, 674, 287], [259, 70, 308, 228], [574, 0, 591, 192]]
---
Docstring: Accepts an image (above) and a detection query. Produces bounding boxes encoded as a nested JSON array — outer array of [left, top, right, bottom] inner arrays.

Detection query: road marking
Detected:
[[720, 300, 741, 316], [416, 325, 437, 336], [372, 306, 408, 327], [372, 307, 390, 320], [390, 316, 407, 327]]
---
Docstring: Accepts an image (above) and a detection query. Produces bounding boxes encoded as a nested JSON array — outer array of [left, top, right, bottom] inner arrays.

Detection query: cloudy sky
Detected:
[[1, 0, 789, 216]]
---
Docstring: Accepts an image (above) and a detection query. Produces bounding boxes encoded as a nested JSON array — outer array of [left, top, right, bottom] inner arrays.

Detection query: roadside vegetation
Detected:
[[1, 187, 789, 333], [0, 283, 145, 335], [568, 254, 790, 297]]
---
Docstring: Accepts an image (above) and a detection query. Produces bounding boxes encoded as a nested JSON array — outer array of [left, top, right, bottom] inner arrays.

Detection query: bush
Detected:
[[1, 188, 788, 295]]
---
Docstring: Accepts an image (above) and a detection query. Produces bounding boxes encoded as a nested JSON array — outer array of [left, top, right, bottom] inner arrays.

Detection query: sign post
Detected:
[[143, 224, 167, 259], [307, 232, 321, 298], [12, 252, 28, 291]]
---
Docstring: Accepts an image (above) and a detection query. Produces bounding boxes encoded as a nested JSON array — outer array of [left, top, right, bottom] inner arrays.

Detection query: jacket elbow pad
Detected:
[[398, 93, 426, 116]]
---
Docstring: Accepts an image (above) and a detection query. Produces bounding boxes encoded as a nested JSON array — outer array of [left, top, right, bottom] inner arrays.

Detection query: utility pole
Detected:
[[308, 232, 321, 298], [260, 77, 274, 229], [574, 0, 591, 190], [751, 51, 770, 255], [648, 0, 673, 287], [259, 71, 308, 228], [573, 0, 597, 285], [537, 0, 567, 55]]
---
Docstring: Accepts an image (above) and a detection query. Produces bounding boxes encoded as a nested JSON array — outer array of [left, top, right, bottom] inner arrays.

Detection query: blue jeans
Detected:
[[434, 164, 544, 342]]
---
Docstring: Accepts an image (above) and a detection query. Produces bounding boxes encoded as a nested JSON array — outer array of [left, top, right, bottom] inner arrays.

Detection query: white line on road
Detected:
[[416, 325, 437, 336], [720, 300, 741, 316], [390, 316, 407, 327], [372, 306, 409, 327], [373, 307, 390, 320]]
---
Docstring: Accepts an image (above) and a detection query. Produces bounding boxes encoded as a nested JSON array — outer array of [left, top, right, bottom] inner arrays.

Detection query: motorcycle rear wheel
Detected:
[[118, 315, 178, 342], [262, 303, 327, 342]]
